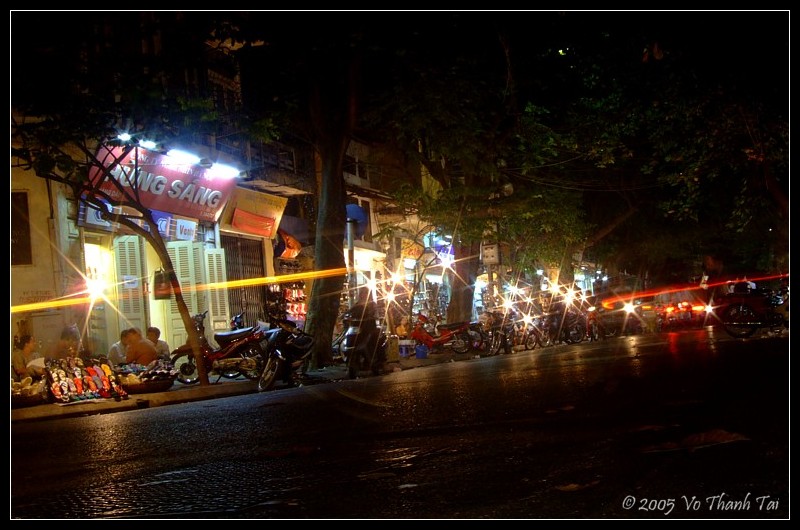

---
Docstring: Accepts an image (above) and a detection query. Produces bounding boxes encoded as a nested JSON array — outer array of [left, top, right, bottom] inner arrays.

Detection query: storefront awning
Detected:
[[219, 187, 288, 239]]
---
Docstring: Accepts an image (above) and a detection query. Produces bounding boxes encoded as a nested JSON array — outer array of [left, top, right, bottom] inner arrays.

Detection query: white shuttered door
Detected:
[[165, 242, 206, 348], [114, 235, 147, 334], [204, 248, 230, 336]]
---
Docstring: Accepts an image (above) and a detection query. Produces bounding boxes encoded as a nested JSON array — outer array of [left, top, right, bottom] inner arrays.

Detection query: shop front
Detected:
[[75, 146, 242, 355], [217, 187, 294, 327]]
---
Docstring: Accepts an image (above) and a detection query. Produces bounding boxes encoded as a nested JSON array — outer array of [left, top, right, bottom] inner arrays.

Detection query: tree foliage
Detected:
[[11, 12, 228, 384], [542, 12, 789, 279]]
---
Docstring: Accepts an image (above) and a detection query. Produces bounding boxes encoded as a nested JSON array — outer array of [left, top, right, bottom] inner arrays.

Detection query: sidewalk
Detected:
[[11, 350, 477, 424]]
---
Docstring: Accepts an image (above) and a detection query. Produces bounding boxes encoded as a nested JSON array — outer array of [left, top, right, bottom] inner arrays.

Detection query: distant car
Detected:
[[653, 287, 711, 330], [593, 292, 645, 336]]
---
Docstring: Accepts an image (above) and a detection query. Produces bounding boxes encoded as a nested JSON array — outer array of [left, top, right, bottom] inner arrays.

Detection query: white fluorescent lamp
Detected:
[[165, 149, 201, 165], [206, 162, 240, 180], [139, 140, 157, 150]]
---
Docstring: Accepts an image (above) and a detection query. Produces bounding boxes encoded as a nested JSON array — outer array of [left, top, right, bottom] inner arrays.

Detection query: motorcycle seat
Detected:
[[214, 327, 256, 341]]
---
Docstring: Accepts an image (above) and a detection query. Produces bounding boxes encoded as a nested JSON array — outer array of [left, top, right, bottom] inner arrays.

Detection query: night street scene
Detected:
[[11, 10, 788, 520]]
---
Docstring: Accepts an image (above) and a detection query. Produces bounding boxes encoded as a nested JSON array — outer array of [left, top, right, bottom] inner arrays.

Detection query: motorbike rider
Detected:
[[275, 319, 307, 387], [343, 287, 386, 376]]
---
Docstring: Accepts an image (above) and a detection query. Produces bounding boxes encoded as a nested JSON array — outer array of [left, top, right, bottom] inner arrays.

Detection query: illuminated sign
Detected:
[[89, 146, 237, 222]]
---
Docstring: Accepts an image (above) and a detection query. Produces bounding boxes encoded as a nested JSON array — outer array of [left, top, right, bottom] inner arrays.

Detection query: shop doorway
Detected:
[[221, 233, 269, 326]]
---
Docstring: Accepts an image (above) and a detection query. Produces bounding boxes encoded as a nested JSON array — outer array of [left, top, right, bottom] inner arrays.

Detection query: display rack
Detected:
[[270, 259, 308, 326]]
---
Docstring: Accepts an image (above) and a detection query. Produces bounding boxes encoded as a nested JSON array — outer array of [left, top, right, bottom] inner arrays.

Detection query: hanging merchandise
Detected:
[[153, 269, 172, 300]]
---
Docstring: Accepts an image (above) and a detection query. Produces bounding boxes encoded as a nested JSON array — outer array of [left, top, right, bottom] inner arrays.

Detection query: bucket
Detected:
[[415, 344, 429, 359], [398, 339, 415, 358]]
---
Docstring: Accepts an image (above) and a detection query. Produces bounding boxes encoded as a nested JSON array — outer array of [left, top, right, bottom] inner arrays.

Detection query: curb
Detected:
[[11, 351, 477, 424]]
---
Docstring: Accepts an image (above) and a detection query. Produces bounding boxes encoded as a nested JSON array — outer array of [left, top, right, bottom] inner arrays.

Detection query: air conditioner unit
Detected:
[[344, 171, 368, 187]]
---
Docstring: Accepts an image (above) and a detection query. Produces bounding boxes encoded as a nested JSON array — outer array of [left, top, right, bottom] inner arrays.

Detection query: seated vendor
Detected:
[[395, 316, 410, 338], [12, 335, 45, 382], [124, 328, 159, 366]]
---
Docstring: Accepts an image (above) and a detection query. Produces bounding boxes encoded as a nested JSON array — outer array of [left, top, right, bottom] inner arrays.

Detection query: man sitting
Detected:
[[146, 326, 171, 362], [125, 328, 159, 366]]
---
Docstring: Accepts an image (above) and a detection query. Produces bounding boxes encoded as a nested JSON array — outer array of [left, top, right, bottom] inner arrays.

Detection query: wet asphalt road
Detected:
[[11, 328, 789, 519]]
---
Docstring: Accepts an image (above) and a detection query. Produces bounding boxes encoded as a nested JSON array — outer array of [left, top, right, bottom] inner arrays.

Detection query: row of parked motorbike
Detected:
[[169, 301, 392, 392], [169, 309, 311, 392], [169, 279, 788, 392]]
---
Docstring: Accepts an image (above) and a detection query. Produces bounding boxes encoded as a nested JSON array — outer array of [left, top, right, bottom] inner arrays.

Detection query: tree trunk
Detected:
[[140, 218, 210, 385], [305, 138, 348, 369], [446, 241, 481, 323], [303, 51, 359, 370]]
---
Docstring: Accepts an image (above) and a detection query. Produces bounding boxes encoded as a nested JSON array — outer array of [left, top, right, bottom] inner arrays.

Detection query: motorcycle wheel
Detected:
[[587, 322, 599, 342], [524, 330, 540, 350], [257, 356, 280, 392], [347, 353, 360, 379], [468, 330, 487, 352], [370, 340, 387, 375], [722, 304, 759, 338], [332, 329, 347, 363], [450, 334, 470, 354], [488, 331, 503, 356], [502, 334, 512, 355], [565, 324, 585, 344], [172, 353, 200, 385], [239, 345, 264, 380], [370, 354, 382, 376]]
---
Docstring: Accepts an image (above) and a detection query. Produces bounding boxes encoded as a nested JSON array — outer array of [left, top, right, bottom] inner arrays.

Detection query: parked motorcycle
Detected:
[[466, 320, 493, 353], [484, 310, 514, 355], [171, 310, 266, 384], [586, 304, 617, 341], [520, 314, 552, 349], [342, 302, 387, 379], [230, 311, 246, 330], [717, 282, 789, 338], [411, 313, 472, 354], [257, 318, 315, 392]]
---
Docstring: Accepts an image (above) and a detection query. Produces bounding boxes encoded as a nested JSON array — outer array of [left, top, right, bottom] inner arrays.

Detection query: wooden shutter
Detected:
[[204, 248, 230, 337], [113, 235, 147, 333], [165, 241, 206, 348]]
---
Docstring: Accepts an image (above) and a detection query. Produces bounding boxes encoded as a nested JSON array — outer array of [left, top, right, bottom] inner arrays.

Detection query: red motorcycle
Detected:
[[717, 282, 789, 338], [171, 310, 267, 384], [410, 314, 472, 354]]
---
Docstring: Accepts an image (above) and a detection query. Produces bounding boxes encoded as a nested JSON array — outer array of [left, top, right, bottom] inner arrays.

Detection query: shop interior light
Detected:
[[85, 277, 107, 301]]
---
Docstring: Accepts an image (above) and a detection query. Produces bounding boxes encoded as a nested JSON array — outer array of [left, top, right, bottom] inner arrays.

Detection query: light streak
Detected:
[[11, 267, 348, 314]]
